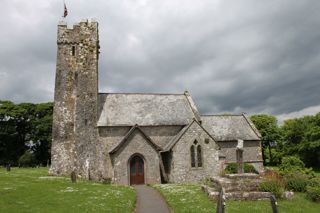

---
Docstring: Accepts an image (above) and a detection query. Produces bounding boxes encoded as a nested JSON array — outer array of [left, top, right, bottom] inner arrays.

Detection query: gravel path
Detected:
[[134, 185, 171, 213]]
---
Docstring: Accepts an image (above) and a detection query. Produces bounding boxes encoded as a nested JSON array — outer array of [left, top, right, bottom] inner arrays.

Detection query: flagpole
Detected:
[[62, 0, 68, 19]]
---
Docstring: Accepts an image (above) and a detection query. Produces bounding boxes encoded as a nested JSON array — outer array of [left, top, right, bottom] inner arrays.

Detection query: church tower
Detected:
[[50, 20, 99, 178]]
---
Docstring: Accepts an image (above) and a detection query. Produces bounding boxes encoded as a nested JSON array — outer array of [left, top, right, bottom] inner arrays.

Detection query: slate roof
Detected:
[[97, 92, 200, 126], [201, 114, 261, 141]]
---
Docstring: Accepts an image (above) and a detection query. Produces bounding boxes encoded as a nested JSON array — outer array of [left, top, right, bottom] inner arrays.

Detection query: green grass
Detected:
[[154, 184, 320, 213], [153, 184, 215, 213], [0, 167, 135, 213], [228, 193, 320, 213]]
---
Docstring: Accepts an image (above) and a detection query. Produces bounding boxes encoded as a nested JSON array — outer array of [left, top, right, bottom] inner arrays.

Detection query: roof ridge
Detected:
[[184, 91, 201, 122]]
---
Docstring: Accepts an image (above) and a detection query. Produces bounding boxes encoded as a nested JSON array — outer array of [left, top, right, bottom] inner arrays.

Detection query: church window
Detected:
[[190, 140, 203, 168], [197, 145, 202, 167], [190, 145, 196, 167]]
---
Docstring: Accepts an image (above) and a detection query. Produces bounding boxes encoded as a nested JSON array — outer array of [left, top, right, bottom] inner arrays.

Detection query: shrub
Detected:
[[306, 185, 320, 202], [284, 171, 309, 192], [308, 177, 320, 187], [279, 156, 305, 172], [18, 151, 36, 167], [224, 163, 258, 174], [279, 156, 315, 178], [259, 170, 285, 199], [224, 163, 237, 174]]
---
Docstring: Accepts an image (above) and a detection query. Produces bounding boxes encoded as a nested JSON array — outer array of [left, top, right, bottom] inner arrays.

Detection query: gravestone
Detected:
[[71, 171, 77, 183], [6, 164, 11, 172]]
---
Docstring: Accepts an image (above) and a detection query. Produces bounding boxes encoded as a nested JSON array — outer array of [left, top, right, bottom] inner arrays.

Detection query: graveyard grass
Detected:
[[2, 168, 320, 213], [0, 167, 135, 213], [153, 184, 320, 213]]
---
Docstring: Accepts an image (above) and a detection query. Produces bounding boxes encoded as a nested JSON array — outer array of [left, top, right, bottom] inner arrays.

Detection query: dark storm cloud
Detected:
[[1, 0, 320, 119]]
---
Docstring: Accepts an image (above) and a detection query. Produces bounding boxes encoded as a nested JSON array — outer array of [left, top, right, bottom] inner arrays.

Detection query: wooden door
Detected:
[[130, 156, 144, 185]]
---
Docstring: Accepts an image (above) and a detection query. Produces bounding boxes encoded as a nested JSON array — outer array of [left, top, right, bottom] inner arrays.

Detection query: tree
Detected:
[[281, 113, 320, 168], [0, 101, 34, 165], [251, 114, 282, 165], [30, 103, 53, 166], [0, 100, 53, 166]]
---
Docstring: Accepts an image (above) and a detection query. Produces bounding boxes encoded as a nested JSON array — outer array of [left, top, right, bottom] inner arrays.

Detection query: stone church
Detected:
[[49, 20, 263, 185]]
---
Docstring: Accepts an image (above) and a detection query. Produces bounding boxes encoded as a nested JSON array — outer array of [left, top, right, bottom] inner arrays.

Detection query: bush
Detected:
[[308, 177, 320, 187], [306, 185, 320, 202], [18, 151, 36, 167], [284, 171, 309, 192], [279, 156, 305, 172], [259, 170, 285, 199], [224, 163, 258, 174], [279, 156, 315, 178]]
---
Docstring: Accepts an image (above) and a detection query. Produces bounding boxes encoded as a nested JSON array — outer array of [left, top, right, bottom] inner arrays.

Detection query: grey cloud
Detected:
[[0, 0, 320, 119]]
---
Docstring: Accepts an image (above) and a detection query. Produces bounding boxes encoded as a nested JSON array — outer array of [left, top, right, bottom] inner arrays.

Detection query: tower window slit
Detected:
[[72, 46, 76, 56]]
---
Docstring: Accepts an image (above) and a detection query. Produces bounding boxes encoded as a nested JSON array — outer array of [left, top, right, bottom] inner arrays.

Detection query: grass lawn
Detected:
[[154, 184, 320, 213], [153, 184, 215, 213], [0, 167, 135, 213]]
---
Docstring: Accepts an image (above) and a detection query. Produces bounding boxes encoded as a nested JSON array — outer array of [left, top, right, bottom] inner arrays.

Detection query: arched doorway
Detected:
[[130, 155, 145, 185]]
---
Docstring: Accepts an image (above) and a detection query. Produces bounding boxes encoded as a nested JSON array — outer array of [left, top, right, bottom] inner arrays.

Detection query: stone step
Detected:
[[225, 191, 272, 201]]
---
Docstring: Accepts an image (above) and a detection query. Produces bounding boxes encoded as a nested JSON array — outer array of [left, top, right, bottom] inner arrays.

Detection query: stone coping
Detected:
[[223, 173, 259, 179], [201, 184, 294, 201]]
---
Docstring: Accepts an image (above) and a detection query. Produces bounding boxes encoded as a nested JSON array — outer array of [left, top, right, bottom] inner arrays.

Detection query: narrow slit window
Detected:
[[197, 145, 202, 167], [190, 145, 195, 167], [74, 72, 78, 86], [72, 46, 76, 56]]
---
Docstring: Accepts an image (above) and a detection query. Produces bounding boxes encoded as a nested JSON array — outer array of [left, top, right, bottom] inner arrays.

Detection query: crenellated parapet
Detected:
[[57, 19, 99, 44]]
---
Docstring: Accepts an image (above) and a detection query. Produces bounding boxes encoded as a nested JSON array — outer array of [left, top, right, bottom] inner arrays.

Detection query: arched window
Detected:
[[190, 140, 203, 168], [197, 145, 202, 167], [190, 145, 196, 167]]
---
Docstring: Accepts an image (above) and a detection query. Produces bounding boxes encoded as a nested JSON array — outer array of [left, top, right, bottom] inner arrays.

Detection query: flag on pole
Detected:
[[63, 2, 68, 18]]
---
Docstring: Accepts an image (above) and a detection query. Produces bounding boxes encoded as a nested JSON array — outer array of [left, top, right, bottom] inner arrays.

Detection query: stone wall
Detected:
[[95, 127, 130, 179], [218, 140, 263, 172], [50, 20, 99, 179], [95, 126, 184, 182], [141, 126, 183, 148], [169, 122, 221, 183], [110, 130, 161, 185]]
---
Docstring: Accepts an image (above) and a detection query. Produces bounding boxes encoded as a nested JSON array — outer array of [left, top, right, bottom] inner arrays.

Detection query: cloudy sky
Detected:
[[1, 0, 320, 122]]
